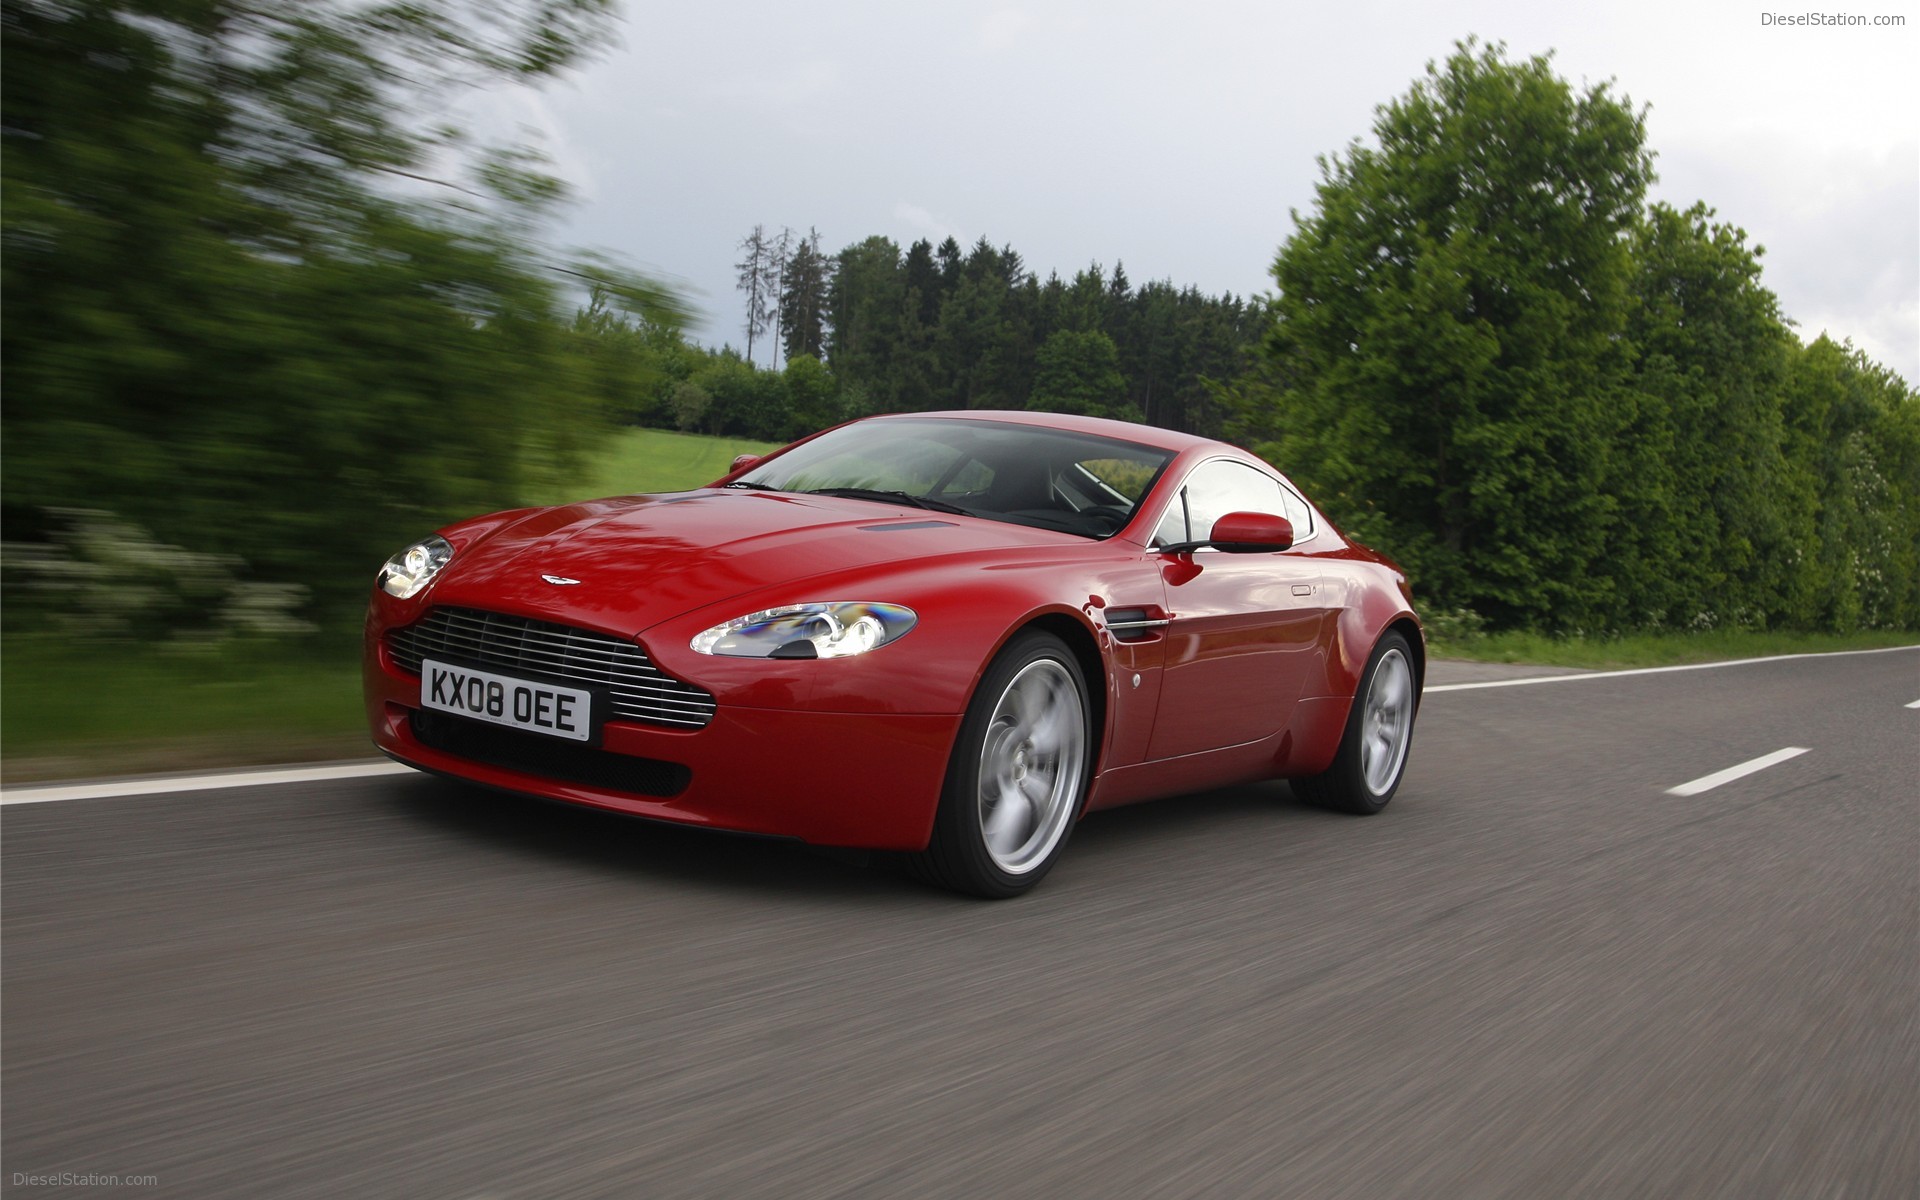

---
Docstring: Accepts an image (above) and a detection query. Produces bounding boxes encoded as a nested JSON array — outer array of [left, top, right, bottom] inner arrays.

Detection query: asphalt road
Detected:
[[4, 650, 1916, 1199]]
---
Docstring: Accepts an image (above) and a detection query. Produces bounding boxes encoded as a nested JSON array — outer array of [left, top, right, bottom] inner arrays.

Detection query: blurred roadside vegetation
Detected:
[[0, 430, 774, 778], [2, 0, 682, 632]]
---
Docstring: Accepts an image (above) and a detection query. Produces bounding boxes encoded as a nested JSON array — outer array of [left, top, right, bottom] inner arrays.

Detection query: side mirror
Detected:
[[1207, 511, 1294, 553], [729, 454, 762, 474], [1157, 511, 1294, 554]]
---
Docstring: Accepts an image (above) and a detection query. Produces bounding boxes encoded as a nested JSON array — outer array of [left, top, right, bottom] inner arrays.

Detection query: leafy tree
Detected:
[[670, 380, 714, 434], [688, 353, 787, 440], [1031, 330, 1130, 419], [1784, 337, 1920, 629], [780, 354, 841, 439], [1242, 39, 1654, 627], [1624, 202, 1808, 628]]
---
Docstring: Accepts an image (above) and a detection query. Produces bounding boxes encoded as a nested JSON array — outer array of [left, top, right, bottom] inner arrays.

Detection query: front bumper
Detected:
[[364, 634, 962, 851]]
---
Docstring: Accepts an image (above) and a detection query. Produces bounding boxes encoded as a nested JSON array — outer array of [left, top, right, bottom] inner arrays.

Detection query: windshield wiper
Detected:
[[800, 487, 971, 515], [723, 479, 781, 491]]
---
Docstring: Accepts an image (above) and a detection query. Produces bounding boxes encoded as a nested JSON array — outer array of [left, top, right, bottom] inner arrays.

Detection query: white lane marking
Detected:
[[1, 761, 417, 806], [1666, 747, 1811, 797], [1906, 699, 1920, 709], [1426, 643, 1919, 693]]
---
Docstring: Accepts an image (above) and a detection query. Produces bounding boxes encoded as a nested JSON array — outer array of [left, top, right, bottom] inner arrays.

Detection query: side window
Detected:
[[1278, 483, 1315, 539], [1182, 460, 1288, 541], [1151, 490, 1189, 547]]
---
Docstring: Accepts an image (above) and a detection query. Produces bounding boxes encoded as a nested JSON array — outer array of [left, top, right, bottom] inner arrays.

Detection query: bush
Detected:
[[2, 508, 315, 645]]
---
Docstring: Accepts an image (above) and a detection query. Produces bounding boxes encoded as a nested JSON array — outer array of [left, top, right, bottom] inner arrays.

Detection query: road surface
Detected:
[[4, 649, 1915, 1198]]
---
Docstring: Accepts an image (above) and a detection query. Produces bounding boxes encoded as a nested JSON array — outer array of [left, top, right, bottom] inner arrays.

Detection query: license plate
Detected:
[[420, 658, 594, 742]]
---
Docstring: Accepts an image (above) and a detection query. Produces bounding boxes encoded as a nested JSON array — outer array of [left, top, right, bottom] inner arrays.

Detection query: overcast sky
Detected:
[[505, 0, 1917, 384]]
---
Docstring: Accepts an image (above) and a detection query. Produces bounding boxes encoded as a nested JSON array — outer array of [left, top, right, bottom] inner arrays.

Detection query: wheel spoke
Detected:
[[1027, 690, 1070, 750], [982, 782, 1033, 854], [1376, 664, 1407, 710]]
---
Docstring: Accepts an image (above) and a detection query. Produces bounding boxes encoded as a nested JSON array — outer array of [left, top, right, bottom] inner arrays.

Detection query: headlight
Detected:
[[376, 534, 454, 600], [691, 602, 917, 659]]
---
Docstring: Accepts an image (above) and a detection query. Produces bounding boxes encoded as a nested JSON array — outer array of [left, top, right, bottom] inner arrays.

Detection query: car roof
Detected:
[[860, 410, 1234, 458]]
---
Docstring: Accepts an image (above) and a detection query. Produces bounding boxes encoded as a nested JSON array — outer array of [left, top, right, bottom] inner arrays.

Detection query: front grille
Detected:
[[411, 710, 692, 798], [388, 606, 716, 729]]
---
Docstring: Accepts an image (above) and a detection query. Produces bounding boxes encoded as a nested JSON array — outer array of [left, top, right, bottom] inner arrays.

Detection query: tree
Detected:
[[735, 224, 775, 365], [1623, 202, 1807, 628], [903, 238, 945, 326], [778, 228, 834, 362], [1783, 337, 1920, 629], [931, 241, 1023, 409], [766, 225, 795, 368], [780, 354, 841, 439], [1031, 330, 1129, 418], [1242, 39, 1654, 627], [826, 236, 907, 408]]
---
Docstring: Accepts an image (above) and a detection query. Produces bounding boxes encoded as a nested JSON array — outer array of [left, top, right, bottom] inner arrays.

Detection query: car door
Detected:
[[1144, 458, 1330, 761]]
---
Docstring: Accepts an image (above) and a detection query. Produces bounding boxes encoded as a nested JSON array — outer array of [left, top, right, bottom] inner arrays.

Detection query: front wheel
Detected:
[[1293, 630, 1418, 815], [911, 630, 1091, 898]]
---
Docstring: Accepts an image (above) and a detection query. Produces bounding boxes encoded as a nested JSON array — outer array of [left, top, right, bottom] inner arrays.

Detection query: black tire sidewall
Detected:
[[1313, 630, 1416, 815]]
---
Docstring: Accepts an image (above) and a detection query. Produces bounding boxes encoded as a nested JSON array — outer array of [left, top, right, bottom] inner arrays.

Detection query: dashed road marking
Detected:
[[1666, 747, 1811, 797]]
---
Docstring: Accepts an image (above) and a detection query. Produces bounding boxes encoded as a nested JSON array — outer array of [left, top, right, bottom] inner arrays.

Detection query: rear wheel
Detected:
[[1294, 631, 1417, 815], [912, 630, 1091, 898]]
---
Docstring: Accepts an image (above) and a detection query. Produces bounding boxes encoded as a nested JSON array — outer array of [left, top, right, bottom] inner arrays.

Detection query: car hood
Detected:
[[427, 488, 1082, 633]]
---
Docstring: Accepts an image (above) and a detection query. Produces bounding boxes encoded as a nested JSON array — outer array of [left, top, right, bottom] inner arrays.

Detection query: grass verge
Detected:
[[1428, 627, 1918, 670], [2, 638, 367, 784], [521, 427, 779, 507]]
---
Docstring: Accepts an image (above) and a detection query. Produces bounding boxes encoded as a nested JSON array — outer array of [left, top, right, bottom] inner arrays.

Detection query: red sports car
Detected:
[[364, 411, 1422, 896]]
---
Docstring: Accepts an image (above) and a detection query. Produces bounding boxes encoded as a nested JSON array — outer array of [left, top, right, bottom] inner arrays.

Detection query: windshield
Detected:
[[729, 418, 1174, 540]]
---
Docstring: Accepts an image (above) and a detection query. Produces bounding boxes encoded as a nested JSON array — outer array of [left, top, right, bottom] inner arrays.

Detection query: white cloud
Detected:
[[894, 202, 960, 246]]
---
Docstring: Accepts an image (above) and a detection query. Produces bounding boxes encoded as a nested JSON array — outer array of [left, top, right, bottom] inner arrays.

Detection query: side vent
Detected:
[[1104, 606, 1171, 643]]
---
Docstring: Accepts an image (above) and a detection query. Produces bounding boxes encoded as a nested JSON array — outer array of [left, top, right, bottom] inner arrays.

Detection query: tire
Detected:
[[912, 630, 1092, 898], [1293, 630, 1417, 815]]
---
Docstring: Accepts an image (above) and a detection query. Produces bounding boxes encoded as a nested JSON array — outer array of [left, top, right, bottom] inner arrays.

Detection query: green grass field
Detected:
[[521, 427, 780, 507]]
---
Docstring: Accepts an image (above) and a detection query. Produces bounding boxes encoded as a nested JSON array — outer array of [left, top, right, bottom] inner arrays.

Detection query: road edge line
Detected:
[[2, 761, 417, 806]]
